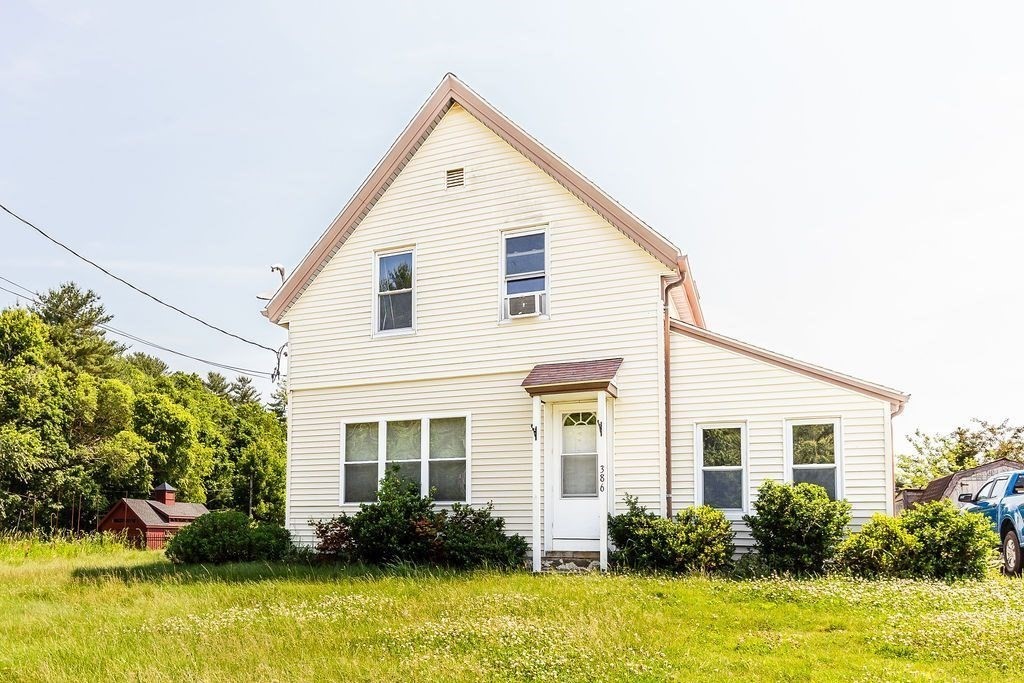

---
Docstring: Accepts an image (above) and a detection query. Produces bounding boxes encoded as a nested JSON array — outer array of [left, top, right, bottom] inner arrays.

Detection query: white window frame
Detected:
[[694, 422, 748, 519], [339, 413, 471, 505], [499, 225, 549, 321], [372, 246, 415, 337], [784, 417, 843, 500]]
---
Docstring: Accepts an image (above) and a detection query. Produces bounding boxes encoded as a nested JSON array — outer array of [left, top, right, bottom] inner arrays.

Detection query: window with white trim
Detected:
[[502, 230, 546, 318], [789, 420, 840, 500], [375, 249, 413, 333], [341, 416, 468, 503], [697, 424, 745, 511]]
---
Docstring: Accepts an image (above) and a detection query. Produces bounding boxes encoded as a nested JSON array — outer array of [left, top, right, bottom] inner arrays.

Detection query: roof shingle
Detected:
[[522, 358, 623, 395]]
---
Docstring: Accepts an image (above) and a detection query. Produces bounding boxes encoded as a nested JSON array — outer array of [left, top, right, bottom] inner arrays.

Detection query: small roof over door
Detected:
[[521, 358, 623, 397]]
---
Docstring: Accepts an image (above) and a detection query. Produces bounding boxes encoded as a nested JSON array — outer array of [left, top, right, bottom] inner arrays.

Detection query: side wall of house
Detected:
[[282, 104, 673, 545], [669, 330, 893, 550]]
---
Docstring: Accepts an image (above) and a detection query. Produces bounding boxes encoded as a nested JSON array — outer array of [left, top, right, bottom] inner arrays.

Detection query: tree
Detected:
[[229, 375, 260, 405], [268, 382, 287, 427], [126, 352, 168, 378], [897, 419, 1024, 489], [204, 372, 231, 397], [32, 283, 123, 375]]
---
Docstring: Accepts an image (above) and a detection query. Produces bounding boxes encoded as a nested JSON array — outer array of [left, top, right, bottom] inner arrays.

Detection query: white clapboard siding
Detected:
[[670, 330, 892, 550], [284, 104, 675, 542]]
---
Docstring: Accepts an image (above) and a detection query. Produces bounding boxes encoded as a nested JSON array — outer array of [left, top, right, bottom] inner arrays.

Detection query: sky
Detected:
[[2, 1, 1023, 451]]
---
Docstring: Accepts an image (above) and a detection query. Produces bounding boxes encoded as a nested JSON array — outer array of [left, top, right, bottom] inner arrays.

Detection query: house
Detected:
[[96, 483, 208, 549], [263, 74, 909, 570], [896, 458, 1022, 511]]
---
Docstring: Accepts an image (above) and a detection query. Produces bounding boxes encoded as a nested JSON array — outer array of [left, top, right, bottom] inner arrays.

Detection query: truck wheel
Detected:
[[1004, 530, 1022, 576]]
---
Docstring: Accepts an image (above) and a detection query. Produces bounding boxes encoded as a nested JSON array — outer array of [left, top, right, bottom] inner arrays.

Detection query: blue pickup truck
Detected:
[[960, 470, 1024, 574]]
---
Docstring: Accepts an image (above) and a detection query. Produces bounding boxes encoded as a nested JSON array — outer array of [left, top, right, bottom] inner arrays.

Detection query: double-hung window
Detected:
[[341, 416, 469, 504], [375, 249, 414, 333], [696, 424, 745, 511], [502, 230, 546, 318], [788, 419, 841, 500]]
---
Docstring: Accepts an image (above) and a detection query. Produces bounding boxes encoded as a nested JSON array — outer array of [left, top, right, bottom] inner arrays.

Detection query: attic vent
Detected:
[[445, 167, 465, 189]]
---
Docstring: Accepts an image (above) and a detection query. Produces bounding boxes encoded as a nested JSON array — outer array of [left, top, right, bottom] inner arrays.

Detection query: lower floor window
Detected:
[[789, 420, 840, 500], [697, 424, 745, 511], [342, 416, 469, 503]]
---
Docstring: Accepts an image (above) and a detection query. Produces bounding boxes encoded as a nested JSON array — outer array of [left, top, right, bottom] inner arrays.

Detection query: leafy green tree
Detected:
[[0, 284, 287, 532], [268, 382, 287, 427], [897, 418, 1024, 489]]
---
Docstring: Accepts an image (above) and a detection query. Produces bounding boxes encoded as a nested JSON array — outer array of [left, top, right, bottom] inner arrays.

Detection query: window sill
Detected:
[[372, 329, 416, 340], [497, 314, 550, 326]]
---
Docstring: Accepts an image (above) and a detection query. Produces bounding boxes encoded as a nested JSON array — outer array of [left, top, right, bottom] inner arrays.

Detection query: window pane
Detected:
[[792, 423, 835, 465], [386, 420, 421, 460], [505, 233, 545, 276], [562, 453, 597, 497], [562, 412, 597, 454], [506, 252, 545, 276], [429, 418, 466, 459], [793, 467, 837, 499], [506, 277, 546, 295], [430, 460, 466, 501], [378, 252, 413, 292], [703, 469, 742, 509], [345, 423, 378, 462], [378, 291, 412, 331], [702, 427, 742, 467], [387, 461, 421, 495], [345, 463, 378, 502]]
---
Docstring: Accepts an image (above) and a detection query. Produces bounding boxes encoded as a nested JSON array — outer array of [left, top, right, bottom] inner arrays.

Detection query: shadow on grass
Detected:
[[71, 559, 524, 586]]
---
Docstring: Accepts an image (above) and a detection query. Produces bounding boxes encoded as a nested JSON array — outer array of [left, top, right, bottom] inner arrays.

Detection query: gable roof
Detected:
[[98, 498, 209, 530], [669, 319, 910, 414], [264, 74, 701, 325], [918, 458, 1023, 503]]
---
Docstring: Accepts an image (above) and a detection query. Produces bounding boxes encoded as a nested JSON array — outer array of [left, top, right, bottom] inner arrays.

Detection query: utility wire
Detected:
[[0, 202, 277, 353], [0, 278, 272, 378]]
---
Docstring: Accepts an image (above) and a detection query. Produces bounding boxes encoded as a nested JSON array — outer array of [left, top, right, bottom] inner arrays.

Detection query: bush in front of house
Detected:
[[834, 513, 919, 578], [311, 470, 527, 569], [608, 495, 734, 573], [743, 480, 851, 575], [165, 511, 293, 564], [837, 501, 998, 580]]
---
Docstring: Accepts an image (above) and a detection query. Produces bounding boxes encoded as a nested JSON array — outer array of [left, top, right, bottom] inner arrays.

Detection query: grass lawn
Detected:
[[0, 541, 1016, 682]]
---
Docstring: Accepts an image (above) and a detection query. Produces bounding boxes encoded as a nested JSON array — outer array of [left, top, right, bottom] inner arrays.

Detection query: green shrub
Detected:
[[835, 513, 919, 578], [435, 502, 528, 569], [348, 472, 438, 565], [608, 495, 734, 573], [165, 511, 293, 564], [315, 470, 527, 569], [838, 501, 997, 580], [743, 480, 851, 575]]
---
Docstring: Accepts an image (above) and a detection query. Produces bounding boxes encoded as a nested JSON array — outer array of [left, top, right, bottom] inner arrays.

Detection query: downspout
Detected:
[[662, 259, 687, 518]]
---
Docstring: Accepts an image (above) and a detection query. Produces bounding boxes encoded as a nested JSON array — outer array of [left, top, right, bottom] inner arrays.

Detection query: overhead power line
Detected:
[[0, 201, 277, 354], [0, 277, 272, 378]]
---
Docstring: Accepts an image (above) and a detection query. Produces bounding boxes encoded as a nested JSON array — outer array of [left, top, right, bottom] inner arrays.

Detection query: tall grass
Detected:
[[0, 530, 134, 562]]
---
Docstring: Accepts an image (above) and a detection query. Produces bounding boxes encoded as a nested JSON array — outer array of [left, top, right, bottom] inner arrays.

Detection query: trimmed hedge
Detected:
[[608, 495, 734, 572], [837, 501, 998, 579], [743, 480, 851, 575], [165, 511, 293, 564]]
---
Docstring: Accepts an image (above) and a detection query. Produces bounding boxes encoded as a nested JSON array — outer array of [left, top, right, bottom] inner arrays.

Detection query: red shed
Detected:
[[97, 483, 209, 549]]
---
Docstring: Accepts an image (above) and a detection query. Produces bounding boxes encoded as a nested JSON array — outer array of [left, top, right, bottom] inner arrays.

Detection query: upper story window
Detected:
[[375, 249, 414, 334], [788, 419, 841, 500], [502, 230, 547, 319]]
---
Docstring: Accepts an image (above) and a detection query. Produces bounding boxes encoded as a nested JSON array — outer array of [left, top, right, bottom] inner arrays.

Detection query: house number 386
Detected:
[[599, 465, 606, 493]]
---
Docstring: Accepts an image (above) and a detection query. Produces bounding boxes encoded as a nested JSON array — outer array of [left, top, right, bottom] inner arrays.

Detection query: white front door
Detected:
[[550, 405, 600, 550]]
